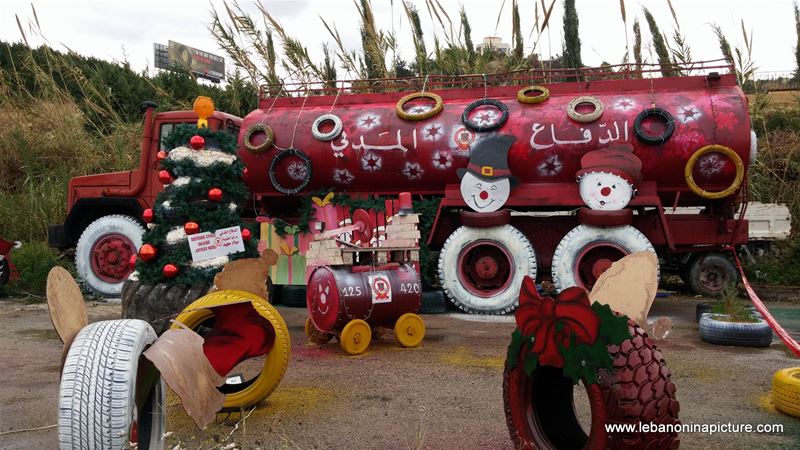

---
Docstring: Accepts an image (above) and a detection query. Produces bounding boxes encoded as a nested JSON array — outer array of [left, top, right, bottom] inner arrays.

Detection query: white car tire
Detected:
[[59, 319, 165, 450], [438, 225, 537, 314], [551, 224, 657, 291], [75, 215, 144, 297]]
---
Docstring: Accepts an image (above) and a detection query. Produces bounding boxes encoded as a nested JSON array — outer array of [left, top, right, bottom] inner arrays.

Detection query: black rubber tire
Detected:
[[419, 290, 448, 314], [267, 277, 281, 305], [634, 107, 675, 145], [688, 253, 738, 297], [0, 259, 8, 289], [269, 147, 312, 195], [461, 98, 509, 132], [699, 314, 773, 347], [121, 280, 212, 334], [281, 284, 307, 308]]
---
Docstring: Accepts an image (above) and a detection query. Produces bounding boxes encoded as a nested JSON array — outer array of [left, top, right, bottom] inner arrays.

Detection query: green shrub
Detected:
[[1, 241, 74, 297]]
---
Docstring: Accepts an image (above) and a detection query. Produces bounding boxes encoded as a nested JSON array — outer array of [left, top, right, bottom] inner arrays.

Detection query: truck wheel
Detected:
[[551, 225, 657, 292], [0, 258, 8, 288], [699, 314, 772, 347], [688, 253, 738, 297], [438, 225, 537, 315], [503, 321, 680, 450], [121, 280, 211, 334], [76, 215, 144, 297], [59, 319, 165, 450]]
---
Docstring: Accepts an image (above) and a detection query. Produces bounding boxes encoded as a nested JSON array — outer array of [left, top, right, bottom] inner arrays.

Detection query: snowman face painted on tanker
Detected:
[[460, 172, 511, 212], [579, 172, 634, 210]]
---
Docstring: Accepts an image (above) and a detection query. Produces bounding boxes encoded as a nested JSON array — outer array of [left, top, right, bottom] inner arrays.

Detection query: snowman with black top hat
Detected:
[[458, 134, 519, 213]]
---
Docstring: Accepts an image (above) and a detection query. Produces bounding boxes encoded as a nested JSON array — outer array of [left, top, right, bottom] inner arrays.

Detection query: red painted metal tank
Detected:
[[239, 67, 750, 202], [306, 263, 421, 333]]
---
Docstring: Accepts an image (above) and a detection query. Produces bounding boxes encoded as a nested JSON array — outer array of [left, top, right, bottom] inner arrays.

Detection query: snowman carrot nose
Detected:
[[479, 191, 489, 200], [600, 187, 612, 196]]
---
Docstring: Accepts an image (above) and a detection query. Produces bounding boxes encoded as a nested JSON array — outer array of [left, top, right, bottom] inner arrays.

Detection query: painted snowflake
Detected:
[[716, 111, 737, 131], [677, 106, 702, 124], [403, 162, 424, 180], [287, 161, 308, 181], [358, 114, 381, 130], [408, 105, 432, 115], [431, 151, 453, 169], [361, 152, 382, 172], [422, 123, 444, 141], [613, 98, 636, 111], [698, 154, 725, 176], [537, 155, 563, 177], [333, 168, 354, 184], [472, 109, 498, 126]]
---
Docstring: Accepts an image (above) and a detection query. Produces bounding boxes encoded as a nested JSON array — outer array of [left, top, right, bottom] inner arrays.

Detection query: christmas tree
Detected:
[[132, 123, 257, 285]]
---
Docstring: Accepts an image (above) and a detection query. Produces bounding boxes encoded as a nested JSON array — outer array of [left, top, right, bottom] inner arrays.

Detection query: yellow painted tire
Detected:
[[517, 85, 550, 104], [684, 145, 744, 199], [305, 317, 333, 345], [772, 367, 800, 418], [394, 313, 426, 348], [567, 95, 604, 123], [243, 123, 274, 154], [173, 290, 290, 409], [395, 92, 443, 121], [339, 319, 372, 355]]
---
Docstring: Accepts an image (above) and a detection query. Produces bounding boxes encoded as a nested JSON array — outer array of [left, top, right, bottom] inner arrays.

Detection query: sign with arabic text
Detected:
[[188, 226, 245, 262]]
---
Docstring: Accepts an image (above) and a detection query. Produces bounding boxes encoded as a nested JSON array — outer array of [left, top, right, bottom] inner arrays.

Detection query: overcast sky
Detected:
[[1, 0, 796, 82]]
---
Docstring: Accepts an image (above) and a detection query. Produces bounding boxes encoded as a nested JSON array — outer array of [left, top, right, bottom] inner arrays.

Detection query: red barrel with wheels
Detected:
[[306, 263, 424, 354]]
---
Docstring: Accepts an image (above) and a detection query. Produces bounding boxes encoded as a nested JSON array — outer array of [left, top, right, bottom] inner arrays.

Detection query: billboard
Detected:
[[153, 41, 225, 81]]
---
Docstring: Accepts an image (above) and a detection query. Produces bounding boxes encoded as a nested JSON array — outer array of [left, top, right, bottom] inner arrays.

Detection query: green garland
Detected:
[[506, 302, 631, 384]]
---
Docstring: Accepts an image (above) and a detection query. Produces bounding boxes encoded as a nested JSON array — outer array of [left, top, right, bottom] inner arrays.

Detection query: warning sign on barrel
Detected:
[[369, 273, 392, 304], [188, 226, 245, 262]]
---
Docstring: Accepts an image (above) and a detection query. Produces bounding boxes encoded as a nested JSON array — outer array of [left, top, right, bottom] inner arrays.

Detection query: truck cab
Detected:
[[49, 102, 242, 296]]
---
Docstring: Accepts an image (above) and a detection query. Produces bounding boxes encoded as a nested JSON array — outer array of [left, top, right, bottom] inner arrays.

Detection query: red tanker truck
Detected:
[[50, 61, 753, 313]]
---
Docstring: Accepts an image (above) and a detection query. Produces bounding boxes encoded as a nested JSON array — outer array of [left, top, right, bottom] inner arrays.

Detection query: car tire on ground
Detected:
[[551, 224, 657, 291], [687, 253, 738, 297], [698, 314, 772, 347], [419, 290, 448, 314], [438, 225, 537, 315], [503, 321, 680, 449], [59, 319, 165, 450], [281, 284, 307, 307], [772, 367, 800, 418], [75, 215, 144, 297], [121, 280, 212, 334]]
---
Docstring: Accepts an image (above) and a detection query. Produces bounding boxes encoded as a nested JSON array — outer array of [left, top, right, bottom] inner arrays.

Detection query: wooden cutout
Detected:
[[144, 325, 224, 429], [46, 267, 87, 350], [211, 249, 279, 300], [589, 252, 658, 327]]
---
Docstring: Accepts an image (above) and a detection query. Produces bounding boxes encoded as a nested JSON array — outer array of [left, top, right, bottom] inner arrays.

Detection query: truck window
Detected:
[[159, 123, 176, 150]]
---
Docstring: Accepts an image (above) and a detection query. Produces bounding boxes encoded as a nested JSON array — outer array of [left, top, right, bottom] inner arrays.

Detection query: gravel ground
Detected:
[[1, 289, 799, 450]]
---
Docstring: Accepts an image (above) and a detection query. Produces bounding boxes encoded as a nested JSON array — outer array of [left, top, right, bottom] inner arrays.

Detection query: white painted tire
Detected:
[[311, 113, 343, 141], [75, 215, 144, 297], [551, 224, 658, 291], [59, 319, 165, 450], [438, 225, 537, 314]]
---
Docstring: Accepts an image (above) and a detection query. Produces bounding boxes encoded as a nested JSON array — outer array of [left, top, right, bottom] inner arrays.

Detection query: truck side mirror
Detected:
[[140, 100, 158, 114]]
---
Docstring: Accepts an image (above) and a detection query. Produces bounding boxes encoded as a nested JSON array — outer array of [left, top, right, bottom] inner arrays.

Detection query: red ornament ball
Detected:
[[129, 254, 137, 269], [142, 208, 154, 223], [242, 167, 249, 178], [184, 221, 200, 235], [190, 135, 205, 150], [156, 150, 168, 161], [162, 264, 179, 278], [241, 227, 251, 241], [158, 170, 173, 184], [208, 187, 223, 202], [139, 244, 157, 262]]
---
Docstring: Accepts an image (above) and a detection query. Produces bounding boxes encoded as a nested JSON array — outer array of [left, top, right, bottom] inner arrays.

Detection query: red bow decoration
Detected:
[[514, 277, 601, 367]]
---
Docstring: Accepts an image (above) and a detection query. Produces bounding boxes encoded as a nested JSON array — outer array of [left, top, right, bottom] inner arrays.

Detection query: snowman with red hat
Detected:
[[576, 143, 642, 211], [551, 143, 657, 292], [458, 134, 518, 213]]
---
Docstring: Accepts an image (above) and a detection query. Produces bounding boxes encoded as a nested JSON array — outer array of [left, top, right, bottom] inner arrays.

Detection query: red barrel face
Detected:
[[306, 264, 421, 332], [240, 75, 750, 200]]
